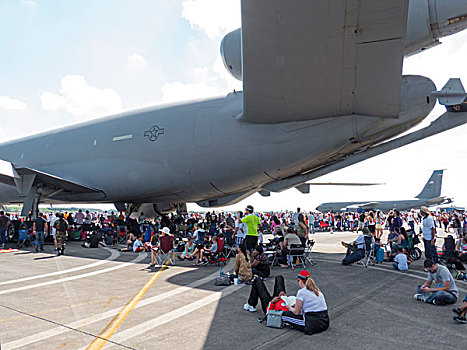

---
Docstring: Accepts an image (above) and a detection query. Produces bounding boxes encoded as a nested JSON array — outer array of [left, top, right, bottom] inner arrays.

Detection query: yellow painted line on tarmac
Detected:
[[85, 256, 171, 350]]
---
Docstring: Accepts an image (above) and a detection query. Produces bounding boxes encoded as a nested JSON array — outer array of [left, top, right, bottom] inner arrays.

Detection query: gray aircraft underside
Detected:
[[0, 0, 467, 216]]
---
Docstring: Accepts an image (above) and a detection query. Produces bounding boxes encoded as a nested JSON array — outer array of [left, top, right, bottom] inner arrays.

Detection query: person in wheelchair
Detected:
[[341, 228, 371, 265]]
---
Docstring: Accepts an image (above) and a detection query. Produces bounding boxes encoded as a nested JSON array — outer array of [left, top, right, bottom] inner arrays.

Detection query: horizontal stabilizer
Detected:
[[432, 78, 467, 106]]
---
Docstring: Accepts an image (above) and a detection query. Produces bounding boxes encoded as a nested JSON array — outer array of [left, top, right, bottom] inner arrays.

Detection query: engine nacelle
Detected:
[[220, 28, 242, 81], [220, 0, 467, 80]]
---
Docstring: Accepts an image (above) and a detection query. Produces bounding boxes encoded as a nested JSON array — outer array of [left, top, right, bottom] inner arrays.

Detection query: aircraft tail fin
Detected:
[[432, 78, 467, 106], [416, 170, 444, 199]]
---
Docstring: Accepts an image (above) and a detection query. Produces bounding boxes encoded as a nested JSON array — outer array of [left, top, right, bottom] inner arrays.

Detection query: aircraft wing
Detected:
[[357, 202, 382, 210], [240, 0, 409, 124]]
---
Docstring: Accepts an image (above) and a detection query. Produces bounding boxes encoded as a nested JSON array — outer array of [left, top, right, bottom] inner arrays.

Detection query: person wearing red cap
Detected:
[[281, 270, 330, 335]]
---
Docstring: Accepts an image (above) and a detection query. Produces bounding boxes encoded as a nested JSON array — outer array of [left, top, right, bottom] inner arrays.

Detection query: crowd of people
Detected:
[[2, 203, 467, 330]]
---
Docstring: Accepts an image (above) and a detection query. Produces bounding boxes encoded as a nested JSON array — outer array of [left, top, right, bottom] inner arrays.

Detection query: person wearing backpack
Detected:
[[54, 213, 69, 256]]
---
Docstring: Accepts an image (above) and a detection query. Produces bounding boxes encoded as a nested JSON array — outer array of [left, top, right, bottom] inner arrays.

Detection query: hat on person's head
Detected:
[[245, 205, 254, 213], [297, 270, 312, 281], [420, 206, 430, 215], [160, 227, 170, 235]]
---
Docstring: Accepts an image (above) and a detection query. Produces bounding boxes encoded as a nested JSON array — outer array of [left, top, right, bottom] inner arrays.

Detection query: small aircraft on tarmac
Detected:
[[0, 1, 467, 217]]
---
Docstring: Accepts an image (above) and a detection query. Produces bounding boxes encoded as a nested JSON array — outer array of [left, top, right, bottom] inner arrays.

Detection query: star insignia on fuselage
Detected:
[[144, 125, 165, 141]]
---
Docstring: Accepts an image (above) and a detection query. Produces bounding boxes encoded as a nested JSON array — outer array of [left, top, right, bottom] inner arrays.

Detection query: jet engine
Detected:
[[220, 0, 467, 80]]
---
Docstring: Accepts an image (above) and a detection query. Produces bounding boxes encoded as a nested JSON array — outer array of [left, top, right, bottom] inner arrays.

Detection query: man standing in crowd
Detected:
[[308, 212, 315, 235], [414, 259, 458, 305], [241, 205, 260, 252], [293, 208, 301, 230], [420, 206, 438, 263], [50, 212, 60, 249], [0, 210, 9, 248], [54, 213, 69, 256], [75, 209, 85, 230], [33, 212, 48, 252]]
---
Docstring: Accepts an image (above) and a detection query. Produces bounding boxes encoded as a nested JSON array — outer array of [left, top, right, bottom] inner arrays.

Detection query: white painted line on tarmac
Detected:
[[103, 284, 245, 349], [0, 253, 147, 296], [0, 248, 120, 286], [315, 256, 467, 292], [1, 268, 220, 350]]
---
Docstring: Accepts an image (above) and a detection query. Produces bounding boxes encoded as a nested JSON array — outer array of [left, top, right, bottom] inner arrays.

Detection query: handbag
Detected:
[[266, 310, 283, 328], [214, 275, 231, 286]]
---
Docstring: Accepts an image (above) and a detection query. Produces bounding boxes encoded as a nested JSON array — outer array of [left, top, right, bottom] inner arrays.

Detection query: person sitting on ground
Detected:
[[393, 247, 409, 271], [251, 245, 270, 279], [414, 259, 459, 305], [281, 270, 330, 336], [278, 227, 302, 267], [178, 237, 195, 260], [243, 275, 287, 313], [132, 236, 144, 252], [234, 243, 253, 283], [452, 292, 467, 323], [119, 232, 137, 251]]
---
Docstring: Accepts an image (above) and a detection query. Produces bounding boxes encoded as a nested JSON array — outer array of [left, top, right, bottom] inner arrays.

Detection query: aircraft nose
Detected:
[[434, 0, 467, 37]]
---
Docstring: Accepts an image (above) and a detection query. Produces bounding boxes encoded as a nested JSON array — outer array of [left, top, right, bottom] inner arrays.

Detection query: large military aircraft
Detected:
[[1, 0, 467, 217], [316, 170, 452, 212]]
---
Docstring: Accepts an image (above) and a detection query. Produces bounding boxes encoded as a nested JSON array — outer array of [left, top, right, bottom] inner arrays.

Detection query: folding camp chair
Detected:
[[304, 240, 316, 266], [155, 235, 175, 266], [359, 236, 375, 267], [287, 244, 306, 270], [224, 240, 237, 259], [209, 237, 228, 266], [116, 226, 127, 245]]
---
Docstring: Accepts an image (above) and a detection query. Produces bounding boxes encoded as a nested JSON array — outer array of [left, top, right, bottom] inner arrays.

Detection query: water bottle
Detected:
[[219, 267, 224, 276]]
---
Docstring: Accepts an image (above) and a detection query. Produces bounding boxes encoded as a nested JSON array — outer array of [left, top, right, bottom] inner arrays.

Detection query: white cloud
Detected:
[[127, 53, 147, 74], [182, 0, 241, 38], [161, 81, 222, 102], [40, 91, 65, 110], [159, 62, 241, 103], [0, 96, 27, 110], [40, 75, 123, 118], [20, 0, 38, 7]]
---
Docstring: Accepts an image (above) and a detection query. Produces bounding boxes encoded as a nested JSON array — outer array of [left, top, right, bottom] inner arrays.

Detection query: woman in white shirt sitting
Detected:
[[282, 270, 330, 335]]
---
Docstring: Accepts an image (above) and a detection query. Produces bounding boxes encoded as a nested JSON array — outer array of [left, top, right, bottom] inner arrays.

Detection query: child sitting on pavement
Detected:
[[178, 237, 195, 260], [393, 247, 409, 271]]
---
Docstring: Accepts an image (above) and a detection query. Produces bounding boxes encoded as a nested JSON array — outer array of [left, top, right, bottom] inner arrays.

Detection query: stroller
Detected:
[[401, 228, 422, 261]]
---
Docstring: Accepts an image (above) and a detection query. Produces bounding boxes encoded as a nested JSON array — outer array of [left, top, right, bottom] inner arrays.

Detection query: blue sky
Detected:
[[1, 0, 467, 212]]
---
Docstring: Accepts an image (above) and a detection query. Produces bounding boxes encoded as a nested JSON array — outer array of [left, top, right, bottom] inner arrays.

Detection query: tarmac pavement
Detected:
[[0, 227, 466, 350]]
